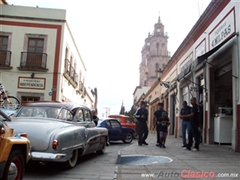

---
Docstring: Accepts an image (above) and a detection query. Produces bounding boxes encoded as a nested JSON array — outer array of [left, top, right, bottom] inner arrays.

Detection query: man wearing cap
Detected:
[[154, 103, 164, 146], [157, 111, 169, 148], [134, 101, 149, 146]]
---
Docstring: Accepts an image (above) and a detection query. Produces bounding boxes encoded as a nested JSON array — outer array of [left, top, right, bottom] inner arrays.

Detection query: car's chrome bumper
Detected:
[[31, 152, 67, 162]]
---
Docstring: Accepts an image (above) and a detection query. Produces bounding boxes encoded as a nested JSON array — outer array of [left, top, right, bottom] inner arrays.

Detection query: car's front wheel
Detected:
[[3, 150, 25, 180], [122, 133, 133, 144], [64, 149, 78, 169]]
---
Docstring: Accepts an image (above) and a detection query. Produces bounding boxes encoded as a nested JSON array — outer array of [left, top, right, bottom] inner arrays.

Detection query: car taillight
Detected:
[[52, 140, 58, 149]]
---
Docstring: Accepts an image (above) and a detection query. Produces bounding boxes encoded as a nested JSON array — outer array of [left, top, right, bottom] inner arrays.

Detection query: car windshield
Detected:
[[16, 106, 74, 121]]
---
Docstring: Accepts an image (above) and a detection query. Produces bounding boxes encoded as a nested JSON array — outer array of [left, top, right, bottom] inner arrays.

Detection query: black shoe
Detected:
[[156, 143, 159, 146], [138, 143, 142, 146], [162, 144, 166, 148], [181, 145, 186, 148], [159, 143, 162, 148], [186, 147, 191, 151], [142, 141, 148, 145]]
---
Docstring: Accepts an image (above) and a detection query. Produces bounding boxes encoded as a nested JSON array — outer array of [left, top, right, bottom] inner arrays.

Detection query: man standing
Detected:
[[179, 101, 191, 148], [181, 97, 200, 151], [154, 103, 164, 146], [134, 101, 149, 146], [92, 110, 99, 126]]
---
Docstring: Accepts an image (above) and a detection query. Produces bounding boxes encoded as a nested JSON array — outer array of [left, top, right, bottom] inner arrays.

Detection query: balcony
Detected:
[[18, 52, 48, 71], [0, 50, 12, 69], [63, 59, 78, 88]]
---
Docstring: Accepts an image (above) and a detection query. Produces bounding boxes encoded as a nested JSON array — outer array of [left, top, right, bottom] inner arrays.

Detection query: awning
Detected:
[[193, 32, 237, 69], [177, 32, 237, 81], [177, 71, 184, 81]]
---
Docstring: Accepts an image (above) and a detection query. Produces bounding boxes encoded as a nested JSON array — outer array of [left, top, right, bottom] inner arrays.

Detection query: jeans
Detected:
[[182, 121, 191, 146], [137, 122, 148, 144]]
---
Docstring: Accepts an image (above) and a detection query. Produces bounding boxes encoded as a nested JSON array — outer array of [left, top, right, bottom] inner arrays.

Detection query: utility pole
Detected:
[[103, 107, 110, 117]]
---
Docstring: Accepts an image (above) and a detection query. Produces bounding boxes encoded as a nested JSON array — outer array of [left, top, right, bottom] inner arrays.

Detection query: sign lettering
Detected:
[[209, 10, 235, 50], [18, 77, 45, 89]]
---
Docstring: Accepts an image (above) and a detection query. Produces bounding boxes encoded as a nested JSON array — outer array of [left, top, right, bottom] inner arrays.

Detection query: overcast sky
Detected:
[[7, 0, 211, 116]]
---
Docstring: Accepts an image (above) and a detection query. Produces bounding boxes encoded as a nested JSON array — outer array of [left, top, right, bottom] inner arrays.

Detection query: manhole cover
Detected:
[[117, 155, 173, 165]]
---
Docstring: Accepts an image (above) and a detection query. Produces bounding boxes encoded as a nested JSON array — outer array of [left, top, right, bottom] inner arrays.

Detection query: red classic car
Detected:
[[108, 114, 137, 138]]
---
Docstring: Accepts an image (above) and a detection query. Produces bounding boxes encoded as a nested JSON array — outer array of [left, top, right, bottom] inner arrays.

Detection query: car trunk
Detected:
[[7, 118, 67, 151]]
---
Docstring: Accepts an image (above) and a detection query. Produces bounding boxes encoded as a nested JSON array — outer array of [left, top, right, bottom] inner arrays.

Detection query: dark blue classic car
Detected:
[[97, 118, 135, 144]]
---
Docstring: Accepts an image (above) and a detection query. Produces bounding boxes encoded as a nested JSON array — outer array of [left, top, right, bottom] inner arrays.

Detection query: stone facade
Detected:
[[139, 17, 170, 87]]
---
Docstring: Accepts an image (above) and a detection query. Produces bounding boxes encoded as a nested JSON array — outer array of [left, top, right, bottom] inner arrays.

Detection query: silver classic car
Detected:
[[6, 101, 108, 169]]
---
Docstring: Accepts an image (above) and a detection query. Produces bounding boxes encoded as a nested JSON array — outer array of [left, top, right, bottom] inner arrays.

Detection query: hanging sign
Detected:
[[209, 9, 235, 50]]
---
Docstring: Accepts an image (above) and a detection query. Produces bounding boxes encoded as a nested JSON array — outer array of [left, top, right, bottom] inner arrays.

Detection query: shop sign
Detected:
[[209, 9, 235, 50], [18, 77, 46, 90]]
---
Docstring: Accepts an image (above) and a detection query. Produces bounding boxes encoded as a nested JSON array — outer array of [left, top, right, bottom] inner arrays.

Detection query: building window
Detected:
[[28, 38, 43, 53], [19, 35, 47, 70], [24, 38, 44, 68], [156, 43, 159, 55], [0, 36, 8, 51], [0, 35, 12, 68]]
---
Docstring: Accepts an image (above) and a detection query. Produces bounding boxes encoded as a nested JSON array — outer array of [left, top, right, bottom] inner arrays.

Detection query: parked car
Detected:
[[0, 109, 30, 180], [97, 118, 135, 144], [108, 114, 137, 138], [6, 101, 108, 169]]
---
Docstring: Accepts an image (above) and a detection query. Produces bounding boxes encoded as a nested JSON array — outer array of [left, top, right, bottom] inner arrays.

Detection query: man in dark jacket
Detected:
[[154, 103, 164, 146], [179, 101, 191, 148], [181, 97, 200, 151], [134, 101, 149, 146]]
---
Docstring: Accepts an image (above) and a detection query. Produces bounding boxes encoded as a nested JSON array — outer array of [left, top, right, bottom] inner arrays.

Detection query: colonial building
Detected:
[[137, 0, 240, 152], [139, 17, 170, 87], [133, 17, 170, 111], [0, 4, 96, 109]]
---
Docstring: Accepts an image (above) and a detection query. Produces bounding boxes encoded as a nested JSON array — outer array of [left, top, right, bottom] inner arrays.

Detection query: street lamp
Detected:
[[157, 68, 163, 81], [157, 68, 170, 88]]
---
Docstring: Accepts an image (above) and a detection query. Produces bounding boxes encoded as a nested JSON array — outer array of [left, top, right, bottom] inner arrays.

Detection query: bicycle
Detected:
[[0, 83, 20, 110]]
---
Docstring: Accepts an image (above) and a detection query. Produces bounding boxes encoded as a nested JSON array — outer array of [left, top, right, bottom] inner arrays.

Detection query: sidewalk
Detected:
[[115, 132, 240, 180]]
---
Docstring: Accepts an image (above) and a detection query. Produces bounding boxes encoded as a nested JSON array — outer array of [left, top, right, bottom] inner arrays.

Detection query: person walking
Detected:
[[92, 110, 99, 126], [134, 101, 149, 146], [157, 111, 170, 148], [179, 101, 192, 148], [154, 103, 164, 146], [181, 97, 200, 151]]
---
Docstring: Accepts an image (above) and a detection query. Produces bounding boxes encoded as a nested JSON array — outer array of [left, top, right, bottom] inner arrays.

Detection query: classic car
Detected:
[[97, 118, 135, 144], [108, 114, 137, 138], [6, 101, 108, 169], [0, 109, 30, 180]]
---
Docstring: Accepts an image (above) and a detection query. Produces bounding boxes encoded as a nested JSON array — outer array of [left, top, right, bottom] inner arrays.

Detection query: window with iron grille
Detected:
[[0, 36, 8, 51], [26, 38, 44, 68], [0, 36, 11, 67]]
